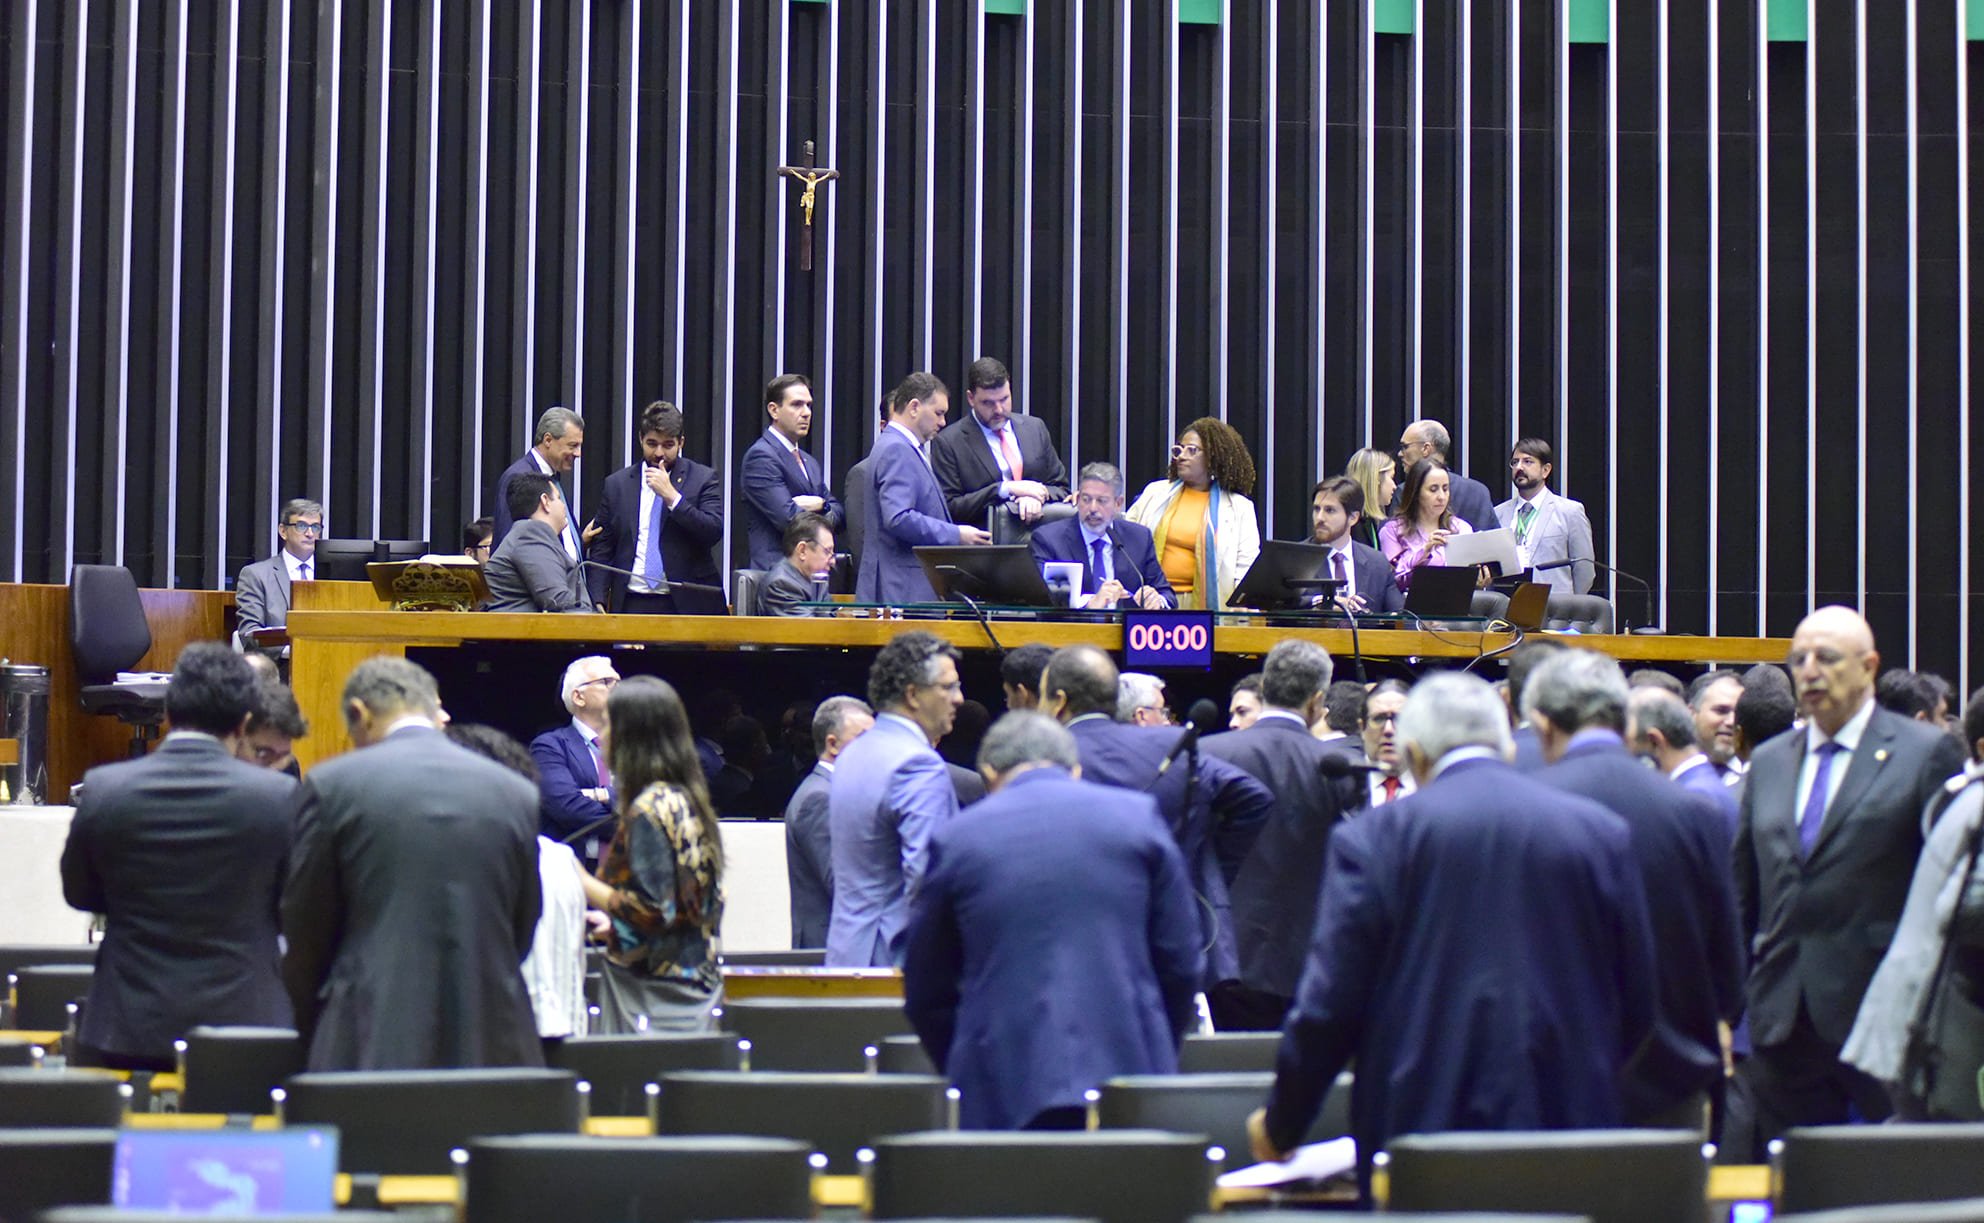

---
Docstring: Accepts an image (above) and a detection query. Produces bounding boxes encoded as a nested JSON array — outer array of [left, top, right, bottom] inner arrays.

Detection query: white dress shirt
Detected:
[[1794, 695, 1877, 829], [530, 450, 581, 561], [282, 548, 314, 584]]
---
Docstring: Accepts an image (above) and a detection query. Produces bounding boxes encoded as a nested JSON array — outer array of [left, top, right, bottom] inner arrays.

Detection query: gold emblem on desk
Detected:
[[367, 559, 489, 612]]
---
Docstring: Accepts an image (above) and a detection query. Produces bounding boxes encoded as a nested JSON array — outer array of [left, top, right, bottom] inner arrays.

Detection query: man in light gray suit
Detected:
[[1493, 437, 1595, 595], [826, 632, 963, 967], [234, 498, 323, 652], [786, 695, 874, 948], [482, 472, 596, 614]]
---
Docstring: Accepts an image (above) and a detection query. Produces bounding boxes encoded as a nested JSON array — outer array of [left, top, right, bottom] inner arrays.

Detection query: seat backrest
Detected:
[[9, 964, 96, 1031], [733, 569, 766, 617], [1093, 1072, 1351, 1161], [868, 1033, 936, 1075], [547, 1034, 749, 1115], [1472, 589, 1512, 620], [718, 998, 913, 1072], [1177, 1032, 1279, 1074], [1381, 1130, 1707, 1223], [178, 1026, 304, 1115], [652, 1070, 952, 1173], [989, 499, 1076, 546], [1777, 1199, 1984, 1223], [278, 1068, 585, 1175], [0, 1038, 39, 1067], [1775, 1123, 1984, 1214], [1543, 593, 1615, 635], [67, 565, 154, 682], [0, 944, 98, 982], [0, 1128, 118, 1220], [0, 1069, 128, 1127], [462, 1134, 815, 1223], [867, 1130, 1217, 1223]]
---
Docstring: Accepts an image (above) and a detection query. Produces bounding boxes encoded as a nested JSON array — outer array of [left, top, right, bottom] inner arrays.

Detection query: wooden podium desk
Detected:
[[285, 608, 1790, 769]]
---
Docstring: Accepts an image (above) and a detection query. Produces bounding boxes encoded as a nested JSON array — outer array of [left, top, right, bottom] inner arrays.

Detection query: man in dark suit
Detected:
[[786, 695, 874, 949], [482, 473, 594, 613], [741, 373, 844, 571], [1202, 639, 1348, 1030], [1732, 606, 1967, 1139], [586, 401, 726, 613], [282, 656, 544, 1070], [1041, 645, 1274, 989], [1306, 476, 1402, 613], [841, 396, 892, 573], [1396, 417, 1496, 531], [1247, 672, 1657, 1197], [528, 655, 618, 868], [491, 406, 586, 555], [59, 644, 298, 1071], [759, 513, 835, 617], [929, 356, 1071, 529], [903, 712, 1203, 1130], [1504, 638, 1568, 772], [855, 372, 992, 604], [1029, 461, 1173, 610], [234, 497, 323, 652], [1628, 685, 1741, 837], [1340, 680, 1416, 811], [1527, 648, 1745, 1129], [1689, 669, 1748, 783]]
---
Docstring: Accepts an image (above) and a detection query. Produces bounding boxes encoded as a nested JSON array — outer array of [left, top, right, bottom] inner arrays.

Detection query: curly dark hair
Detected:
[[867, 630, 961, 712], [607, 676, 722, 874], [1393, 456, 1454, 532], [1170, 416, 1256, 497]]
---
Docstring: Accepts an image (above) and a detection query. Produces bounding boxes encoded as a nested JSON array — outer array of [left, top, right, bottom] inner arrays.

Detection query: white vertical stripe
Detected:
[[1854, 0, 1868, 613], [670, 0, 688, 400], [1555, 0, 1569, 487], [968, 1, 984, 358], [1508, 0, 1521, 454], [467, 0, 489, 517], [1657, 0, 1670, 629], [1958, 0, 1972, 698], [1458, 0, 1471, 463], [1065, 0, 1083, 468], [106, 0, 139, 566], [768, 0, 789, 378], [1017, 0, 1034, 425], [55, 0, 90, 579], [718, 2, 740, 573], [1214, 8, 1230, 425], [1362, 3, 1375, 442], [1411, 0, 1424, 422], [1163, 3, 1179, 443], [822, 0, 842, 473], [1605, 0, 1618, 609], [1805, 4, 1818, 614], [1756, 0, 1770, 634], [415, 0, 440, 543], [3, 0, 36, 581], [362, 0, 390, 537], [310, 0, 343, 518], [1904, 0, 1919, 667], [867, 2, 887, 414], [919, 0, 936, 367], [1708, 0, 1721, 635], [1263, 0, 1277, 540]]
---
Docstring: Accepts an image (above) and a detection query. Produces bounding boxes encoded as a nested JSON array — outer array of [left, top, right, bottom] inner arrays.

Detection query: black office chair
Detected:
[[276, 1068, 586, 1175], [718, 998, 914, 1072], [0, 1038, 40, 1067], [866, 1130, 1219, 1223], [0, 1069, 129, 1127], [1543, 593, 1615, 635], [866, 1033, 937, 1075], [8, 964, 95, 1030], [547, 1033, 750, 1115], [0, 944, 97, 982], [1777, 1201, 1984, 1223], [650, 1070, 953, 1173], [459, 1134, 817, 1223], [1090, 1072, 1351, 1161], [1378, 1130, 1709, 1223], [67, 565, 169, 757], [174, 1026, 303, 1115], [1773, 1123, 1984, 1215], [989, 499, 1076, 546], [1177, 1032, 1279, 1074], [0, 1129, 118, 1220], [733, 569, 767, 617]]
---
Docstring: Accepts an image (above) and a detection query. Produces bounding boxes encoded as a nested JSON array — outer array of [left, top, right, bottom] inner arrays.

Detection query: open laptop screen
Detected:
[[114, 1126, 339, 1214]]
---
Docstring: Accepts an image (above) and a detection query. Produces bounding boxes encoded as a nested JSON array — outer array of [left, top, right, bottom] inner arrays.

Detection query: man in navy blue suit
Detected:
[[1395, 417, 1497, 531], [855, 372, 992, 604], [528, 655, 618, 868], [1041, 645, 1273, 990], [1528, 648, 1745, 1130], [1029, 462, 1173, 610], [492, 406, 587, 554], [1306, 476, 1402, 613], [903, 712, 1204, 1130], [741, 373, 844, 571], [585, 401, 726, 614], [1247, 672, 1657, 1196], [1628, 685, 1742, 837]]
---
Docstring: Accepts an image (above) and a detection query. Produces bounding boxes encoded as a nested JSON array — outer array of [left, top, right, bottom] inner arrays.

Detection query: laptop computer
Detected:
[[114, 1126, 340, 1215], [1400, 565, 1480, 618], [1228, 541, 1342, 610]]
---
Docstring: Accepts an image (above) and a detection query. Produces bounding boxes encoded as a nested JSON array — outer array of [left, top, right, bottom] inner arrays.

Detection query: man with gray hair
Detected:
[[1529, 649, 1744, 1130], [282, 656, 544, 1070], [528, 655, 620, 867], [1628, 685, 1740, 834], [235, 497, 325, 655], [1394, 417, 1497, 530], [903, 712, 1202, 1130], [1249, 671, 1655, 1197], [1204, 639, 1351, 1028], [493, 405, 588, 555], [786, 695, 875, 948], [1028, 461, 1174, 609], [1116, 672, 1170, 725]]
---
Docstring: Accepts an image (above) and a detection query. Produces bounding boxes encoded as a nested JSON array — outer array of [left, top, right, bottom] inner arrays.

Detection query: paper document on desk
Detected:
[[1216, 1136, 1357, 1188], [1441, 527, 1521, 575], [1041, 562, 1085, 609]]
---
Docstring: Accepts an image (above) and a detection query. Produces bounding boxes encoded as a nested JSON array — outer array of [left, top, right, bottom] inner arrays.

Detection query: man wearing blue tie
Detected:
[[741, 373, 844, 571], [1028, 463, 1173, 610], [586, 401, 726, 614], [855, 372, 993, 604]]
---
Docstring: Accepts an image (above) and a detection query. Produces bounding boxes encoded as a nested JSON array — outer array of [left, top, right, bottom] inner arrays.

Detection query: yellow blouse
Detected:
[[1160, 488, 1210, 598]]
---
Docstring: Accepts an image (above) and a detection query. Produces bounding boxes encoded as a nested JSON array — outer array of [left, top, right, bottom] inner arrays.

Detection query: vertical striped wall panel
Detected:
[[0, 0, 1979, 691]]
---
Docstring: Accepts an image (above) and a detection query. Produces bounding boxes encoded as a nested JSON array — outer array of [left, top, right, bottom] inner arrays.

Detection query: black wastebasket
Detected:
[[1, 662, 51, 805]]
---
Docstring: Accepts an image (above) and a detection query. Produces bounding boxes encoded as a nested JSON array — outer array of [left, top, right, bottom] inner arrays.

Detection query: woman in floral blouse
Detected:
[[580, 675, 725, 1033]]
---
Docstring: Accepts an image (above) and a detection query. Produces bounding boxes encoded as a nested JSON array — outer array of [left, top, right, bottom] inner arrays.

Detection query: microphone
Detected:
[[1154, 698, 1222, 778], [1532, 557, 1660, 634], [1317, 755, 1389, 779], [577, 559, 728, 600], [934, 566, 1007, 656]]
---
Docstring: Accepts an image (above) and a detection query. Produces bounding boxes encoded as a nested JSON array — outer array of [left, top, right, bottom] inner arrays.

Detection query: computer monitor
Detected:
[[374, 538, 430, 564], [114, 1126, 339, 1214], [1227, 540, 1342, 610], [1401, 565, 1481, 618], [309, 539, 377, 582], [914, 545, 1056, 607]]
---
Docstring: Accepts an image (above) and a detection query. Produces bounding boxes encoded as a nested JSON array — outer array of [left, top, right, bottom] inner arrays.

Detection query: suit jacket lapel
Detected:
[[1809, 713, 1896, 859]]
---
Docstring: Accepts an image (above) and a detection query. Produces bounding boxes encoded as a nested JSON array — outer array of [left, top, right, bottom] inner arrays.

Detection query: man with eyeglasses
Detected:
[[1349, 681, 1415, 810], [234, 498, 325, 656], [529, 656, 620, 869], [1028, 462, 1174, 611]]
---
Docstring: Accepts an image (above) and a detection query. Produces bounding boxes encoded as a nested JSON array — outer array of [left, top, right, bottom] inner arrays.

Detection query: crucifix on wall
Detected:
[[776, 140, 839, 272]]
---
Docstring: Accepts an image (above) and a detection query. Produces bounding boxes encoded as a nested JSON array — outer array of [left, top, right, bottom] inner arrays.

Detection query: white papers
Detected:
[[415, 554, 480, 567], [1442, 526, 1521, 574], [1215, 1136, 1358, 1189]]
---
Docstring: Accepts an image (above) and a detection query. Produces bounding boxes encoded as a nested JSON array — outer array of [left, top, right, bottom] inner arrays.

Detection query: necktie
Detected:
[[1798, 741, 1844, 856], [299, 561, 311, 582], [1330, 550, 1347, 604], [999, 426, 1024, 481], [794, 447, 810, 487], [1515, 501, 1537, 544], [644, 489, 668, 589], [1087, 538, 1106, 595], [590, 737, 610, 788], [1381, 776, 1401, 804]]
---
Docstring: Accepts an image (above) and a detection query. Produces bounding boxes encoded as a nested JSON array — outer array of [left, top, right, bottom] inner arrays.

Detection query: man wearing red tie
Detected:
[[1350, 681, 1415, 811], [930, 357, 1071, 529]]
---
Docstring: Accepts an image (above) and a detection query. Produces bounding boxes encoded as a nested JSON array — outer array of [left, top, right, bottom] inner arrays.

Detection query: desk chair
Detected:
[[1773, 1123, 1984, 1214], [1777, 1201, 1984, 1222], [547, 1033, 749, 1115], [276, 1068, 585, 1175], [865, 1130, 1218, 1223], [650, 1070, 953, 1173], [0, 1069, 129, 1127], [733, 569, 766, 617], [67, 565, 169, 757], [1091, 1072, 1351, 1162], [718, 998, 912, 1072], [174, 1026, 303, 1115], [1378, 1130, 1709, 1223], [989, 499, 1076, 546], [0, 1038, 40, 1067], [0, 944, 97, 983], [7, 964, 96, 1031], [1543, 593, 1615, 634], [866, 1033, 936, 1075], [460, 1134, 816, 1223], [0, 1128, 117, 1220], [1177, 1032, 1279, 1074]]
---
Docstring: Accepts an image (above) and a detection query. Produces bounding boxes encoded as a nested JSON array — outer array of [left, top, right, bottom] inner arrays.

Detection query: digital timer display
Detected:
[[1121, 610, 1216, 668]]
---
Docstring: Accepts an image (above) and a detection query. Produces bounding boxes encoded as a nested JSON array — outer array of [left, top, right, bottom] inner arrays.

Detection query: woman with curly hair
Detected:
[[1343, 447, 1398, 551], [579, 675, 725, 1033], [1125, 417, 1261, 610], [1377, 456, 1475, 592]]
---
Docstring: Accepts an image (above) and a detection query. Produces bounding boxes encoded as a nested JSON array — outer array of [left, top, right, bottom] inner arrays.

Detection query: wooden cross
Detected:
[[776, 140, 839, 272]]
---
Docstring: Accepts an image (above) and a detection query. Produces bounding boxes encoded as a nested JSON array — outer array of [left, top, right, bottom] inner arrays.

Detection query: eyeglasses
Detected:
[[284, 520, 324, 535], [1169, 444, 1202, 459], [576, 676, 620, 690], [1368, 711, 1400, 725], [469, 541, 492, 555]]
